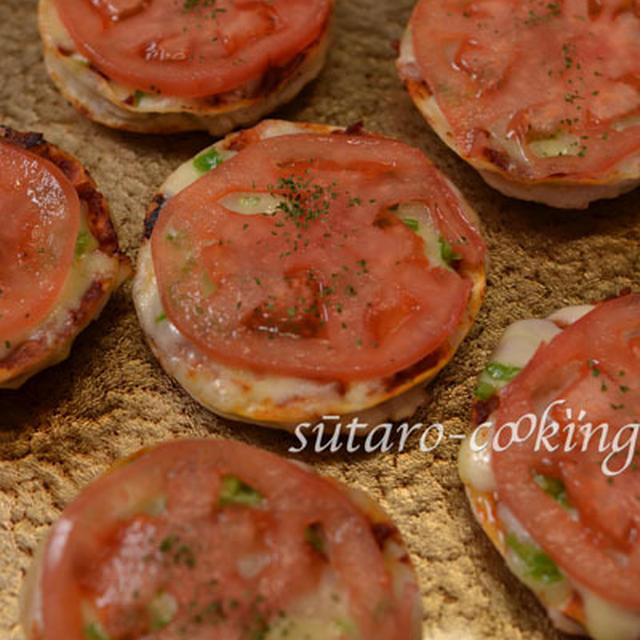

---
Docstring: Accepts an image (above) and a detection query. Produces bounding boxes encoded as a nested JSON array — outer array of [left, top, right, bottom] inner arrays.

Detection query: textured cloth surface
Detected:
[[0, 1, 638, 638]]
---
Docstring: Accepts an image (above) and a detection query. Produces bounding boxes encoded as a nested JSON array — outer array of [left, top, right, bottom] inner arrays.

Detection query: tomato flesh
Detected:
[[54, 0, 332, 98], [151, 133, 485, 381], [0, 142, 79, 349]]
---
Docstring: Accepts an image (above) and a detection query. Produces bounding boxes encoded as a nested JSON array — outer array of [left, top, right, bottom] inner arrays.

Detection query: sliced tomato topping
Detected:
[[151, 133, 485, 381], [53, 0, 332, 98], [492, 294, 640, 608], [0, 141, 80, 348], [410, 0, 640, 179], [39, 439, 416, 640]]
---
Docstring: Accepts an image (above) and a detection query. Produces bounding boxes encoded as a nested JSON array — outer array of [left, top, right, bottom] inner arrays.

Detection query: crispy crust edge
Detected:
[[0, 126, 130, 388]]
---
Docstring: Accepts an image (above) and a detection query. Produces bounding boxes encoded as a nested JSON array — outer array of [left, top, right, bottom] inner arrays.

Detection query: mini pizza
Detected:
[[38, 0, 333, 135], [397, 1, 640, 209], [132, 119, 487, 428], [0, 126, 129, 389], [22, 438, 421, 640], [459, 294, 640, 640]]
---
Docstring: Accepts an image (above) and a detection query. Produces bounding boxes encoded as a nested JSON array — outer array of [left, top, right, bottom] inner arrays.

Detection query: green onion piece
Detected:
[[305, 522, 327, 555], [148, 591, 178, 630], [75, 231, 92, 257], [485, 362, 522, 382], [533, 473, 570, 508], [506, 534, 563, 584], [474, 381, 497, 401], [193, 147, 223, 173], [402, 218, 420, 232], [438, 237, 462, 266], [133, 90, 145, 107], [155, 312, 167, 323], [219, 475, 264, 508], [84, 622, 111, 640]]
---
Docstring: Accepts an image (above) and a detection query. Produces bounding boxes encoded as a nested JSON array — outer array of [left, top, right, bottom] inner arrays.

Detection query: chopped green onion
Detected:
[[506, 534, 562, 584], [155, 312, 167, 323], [84, 622, 111, 640], [474, 381, 497, 401], [438, 237, 462, 266], [402, 218, 420, 232], [74, 231, 92, 257], [533, 473, 570, 508], [133, 90, 145, 107], [485, 362, 522, 382], [219, 475, 264, 508], [193, 147, 223, 173]]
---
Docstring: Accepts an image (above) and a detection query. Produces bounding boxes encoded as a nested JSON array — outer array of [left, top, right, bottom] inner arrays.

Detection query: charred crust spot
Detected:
[[88, 63, 109, 80], [473, 393, 500, 427], [619, 286, 633, 297], [227, 128, 258, 152], [371, 522, 398, 550], [334, 379, 348, 396], [384, 345, 448, 391], [390, 39, 400, 54], [56, 45, 74, 57], [144, 193, 167, 239], [482, 147, 511, 172], [337, 121, 365, 136], [0, 125, 45, 150], [258, 53, 305, 96]]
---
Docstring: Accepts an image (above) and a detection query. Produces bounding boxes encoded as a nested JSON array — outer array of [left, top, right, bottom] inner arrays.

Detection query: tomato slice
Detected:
[[410, 0, 640, 179], [53, 0, 332, 98], [39, 439, 416, 640], [0, 141, 79, 348], [492, 294, 640, 609], [151, 133, 485, 381]]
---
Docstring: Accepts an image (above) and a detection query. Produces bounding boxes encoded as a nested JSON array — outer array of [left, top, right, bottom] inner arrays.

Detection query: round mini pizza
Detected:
[[132, 119, 487, 428], [459, 293, 640, 640], [0, 126, 129, 389], [397, 1, 640, 209], [22, 438, 421, 640], [38, 0, 333, 134]]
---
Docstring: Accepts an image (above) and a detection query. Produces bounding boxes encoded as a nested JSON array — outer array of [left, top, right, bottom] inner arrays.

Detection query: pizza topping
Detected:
[[0, 141, 80, 350], [491, 294, 640, 609], [410, 0, 640, 179], [37, 439, 416, 640], [152, 133, 485, 381], [53, 0, 332, 98]]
